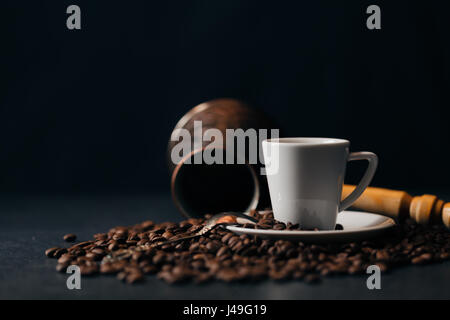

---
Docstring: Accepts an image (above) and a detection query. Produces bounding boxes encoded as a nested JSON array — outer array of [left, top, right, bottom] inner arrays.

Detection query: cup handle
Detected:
[[339, 152, 378, 212]]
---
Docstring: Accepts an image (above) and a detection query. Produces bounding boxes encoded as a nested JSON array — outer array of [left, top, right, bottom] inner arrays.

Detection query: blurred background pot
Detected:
[[168, 98, 276, 218]]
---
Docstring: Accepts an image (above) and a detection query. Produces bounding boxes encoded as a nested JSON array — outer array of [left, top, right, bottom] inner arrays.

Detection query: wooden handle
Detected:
[[342, 185, 450, 229]]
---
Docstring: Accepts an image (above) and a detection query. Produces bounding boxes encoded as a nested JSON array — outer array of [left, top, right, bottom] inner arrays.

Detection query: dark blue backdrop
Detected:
[[1, 0, 449, 194]]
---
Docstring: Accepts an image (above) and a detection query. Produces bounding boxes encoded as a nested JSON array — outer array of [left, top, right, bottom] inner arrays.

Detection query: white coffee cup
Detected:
[[262, 138, 378, 230]]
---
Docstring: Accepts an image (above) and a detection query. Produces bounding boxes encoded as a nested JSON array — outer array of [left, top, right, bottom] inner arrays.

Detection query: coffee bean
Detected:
[[193, 253, 206, 260], [116, 272, 127, 281], [216, 268, 240, 282], [152, 253, 165, 265], [99, 263, 114, 274], [63, 234, 77, 242], [86, 252, 102, 261], [108, 244, 118, 253], [151, 236, 164, 243], [161, 244, 172, 251], [45, 247, 59, 258], [91, 248, 105, 255], [140, 221, 154, 230], [377, 263, 388, 272], [56, 263, 68, 272], [440, 252, 450, 260], [269, 269, 290, 281], [287, 223, 300, 230], [206, 241, 220, 253], [273, 223, 286, 230], [216, 246, 229, 257], [57, 254, 74, 264], [80, 264, 98, 276], [221, 233, 233, 243], [375, 250, 389, 261], [94, 233, 107, 240], [132, 251, 143, 261], [54, 248, 67, 258], [175, 242, 188, 251], [157, 270, 186, 284], [126, 272, 144, 284], [231, 241, 244, 253], [70, 248, 85, 257], [228, 236, 239, 247], [70, 241, 93, 248], [194, 273, 213, 284], [412, 253, 433, 264], [142, 265, 158, 274], [162, 231, 174, 240]]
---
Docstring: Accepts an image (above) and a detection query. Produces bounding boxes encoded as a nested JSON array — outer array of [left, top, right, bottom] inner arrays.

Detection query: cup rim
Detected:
[[263, 137, 349, 146]]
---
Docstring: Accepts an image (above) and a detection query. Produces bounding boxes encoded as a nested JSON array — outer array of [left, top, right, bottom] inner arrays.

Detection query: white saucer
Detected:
[[226, 211, 396, 243]]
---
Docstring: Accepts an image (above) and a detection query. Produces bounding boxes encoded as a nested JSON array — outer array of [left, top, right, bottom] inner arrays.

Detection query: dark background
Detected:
[[1, 0, 450, 196]]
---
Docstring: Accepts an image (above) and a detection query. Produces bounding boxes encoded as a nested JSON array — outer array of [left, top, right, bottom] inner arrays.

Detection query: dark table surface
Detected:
[[1, 192, 449, 300]]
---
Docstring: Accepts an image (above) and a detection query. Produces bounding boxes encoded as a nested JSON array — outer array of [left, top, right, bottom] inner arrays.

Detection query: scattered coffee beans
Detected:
[[63, 233, 77, 242], [240, 211, 344, 231], [46, 210, 450, 284]]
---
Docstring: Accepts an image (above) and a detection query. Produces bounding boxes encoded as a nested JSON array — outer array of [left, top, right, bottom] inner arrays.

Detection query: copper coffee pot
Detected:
[[168, 98, 276, 218]]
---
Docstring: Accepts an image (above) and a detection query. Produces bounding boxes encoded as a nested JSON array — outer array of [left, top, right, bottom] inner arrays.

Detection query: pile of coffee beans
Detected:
[[45, 210, 450, 284], [241, 211, 343, 231]]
